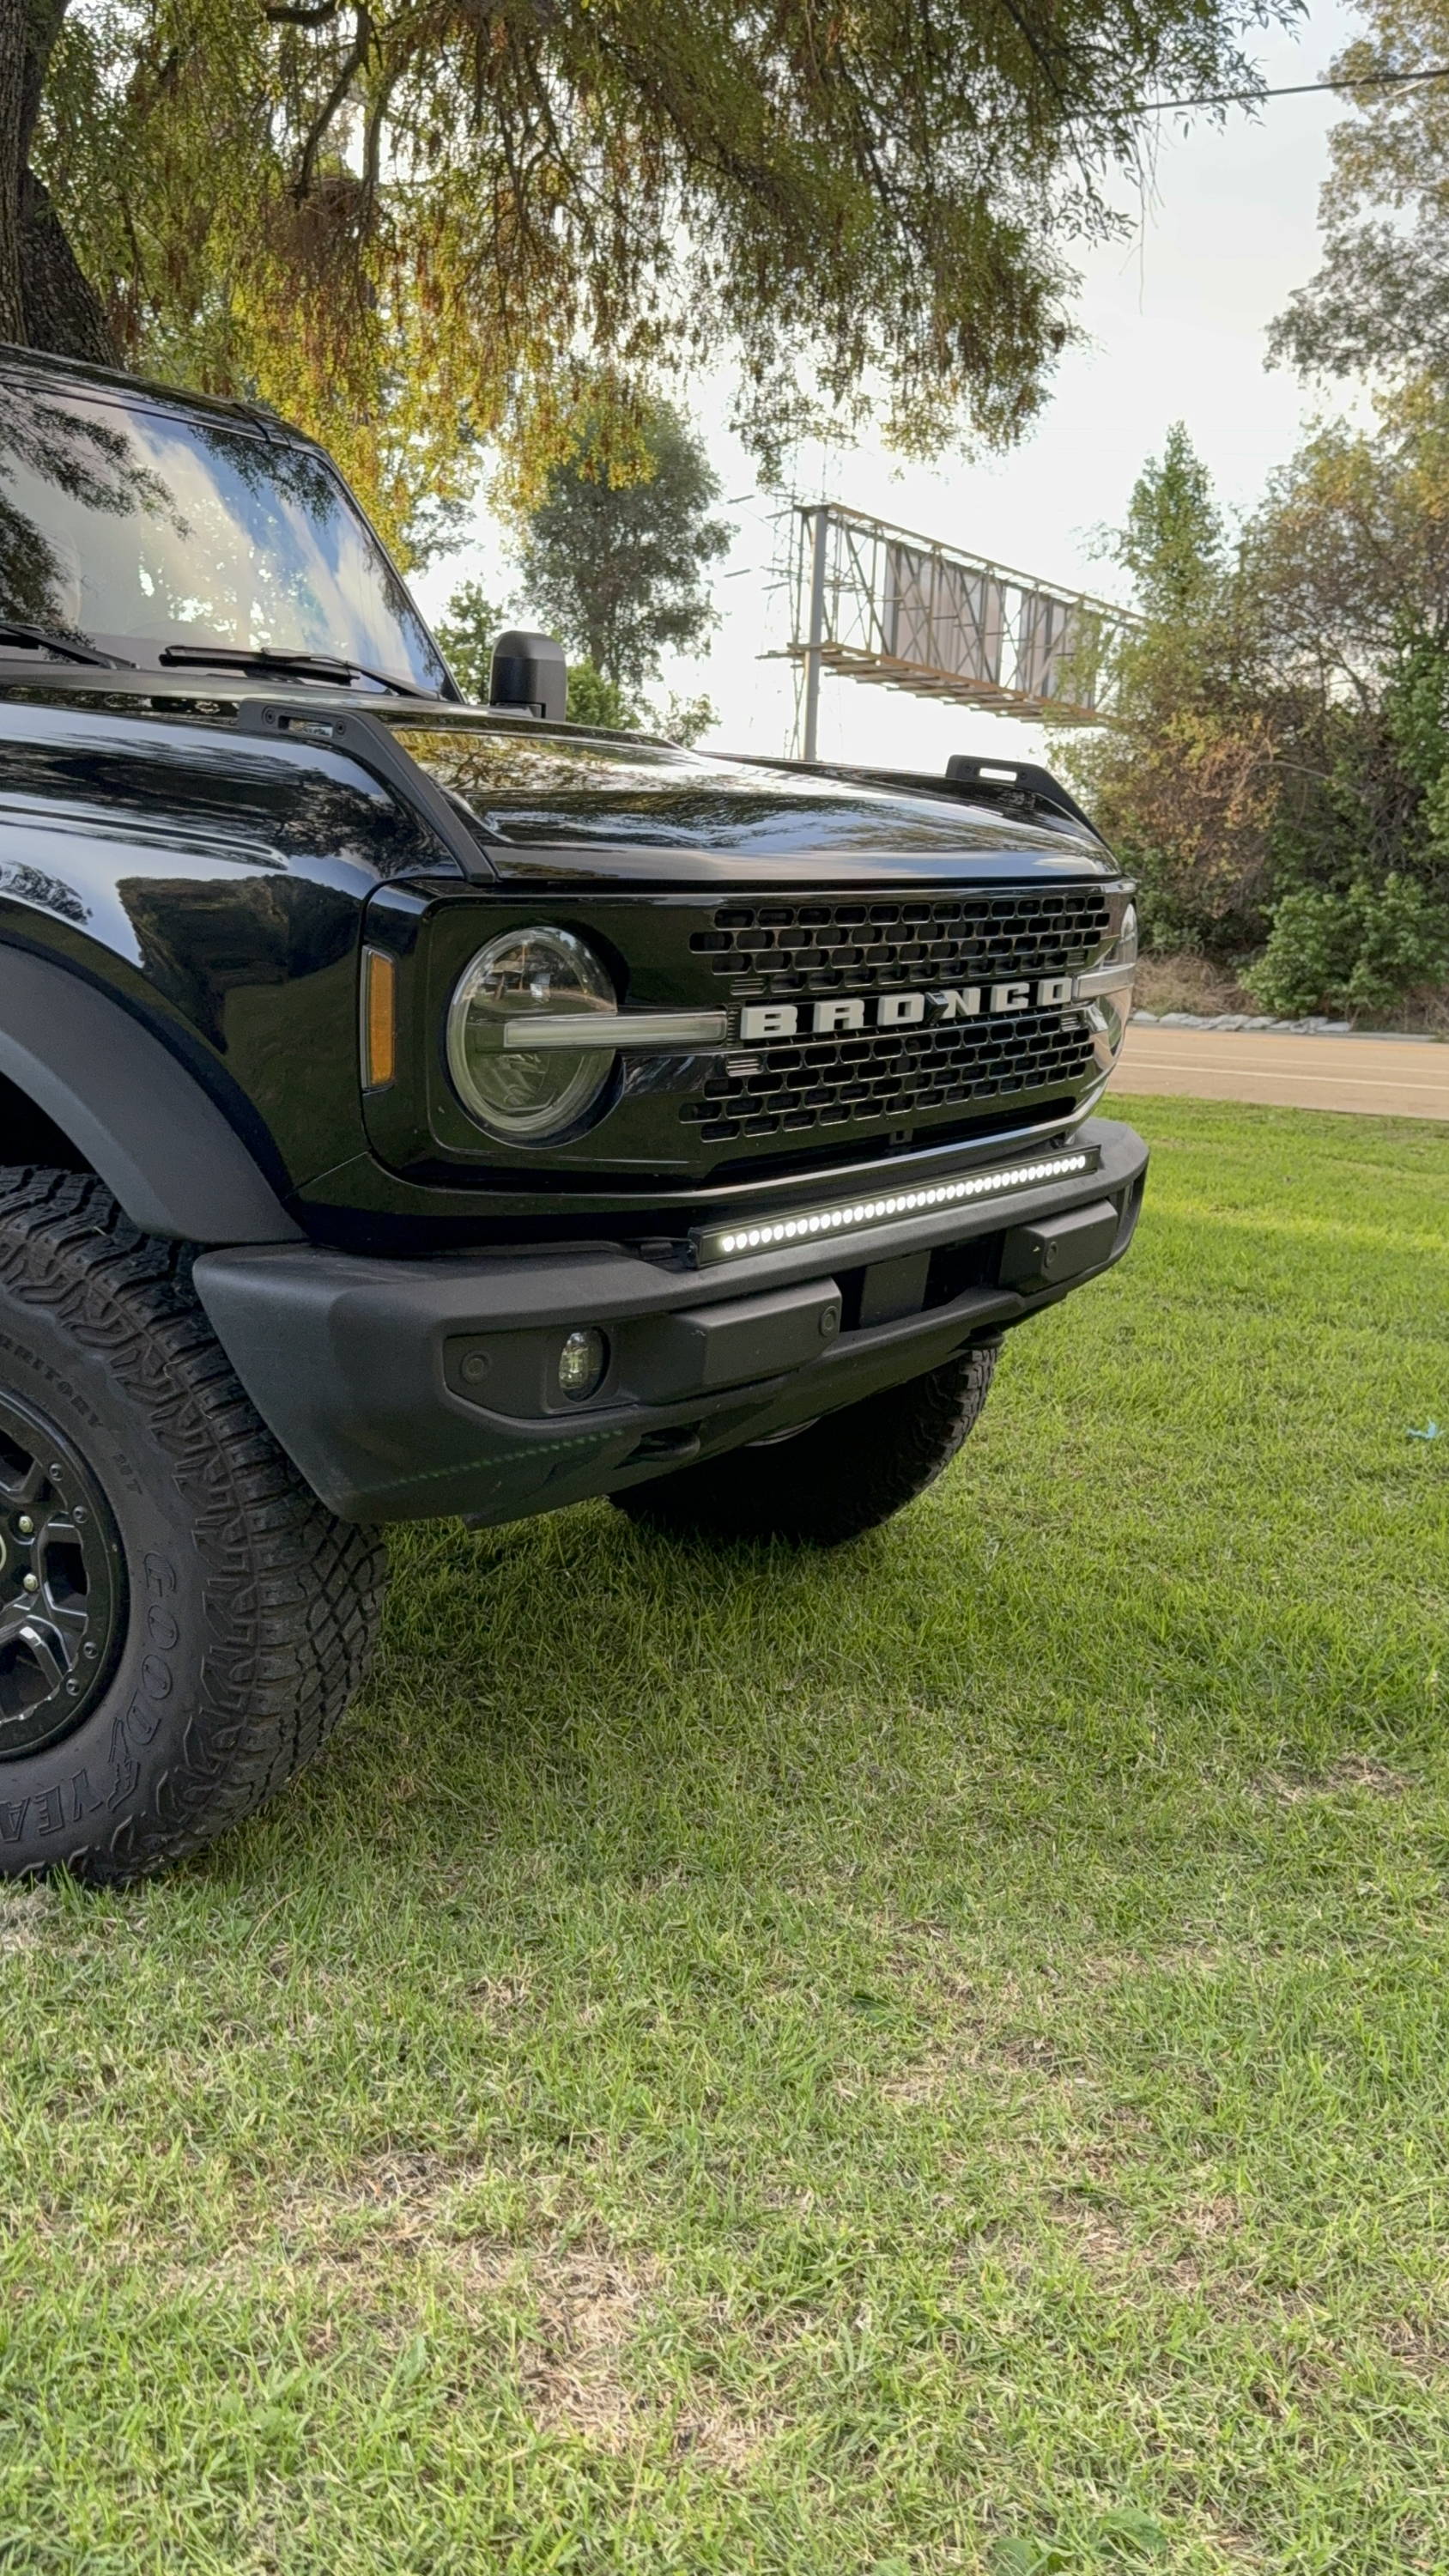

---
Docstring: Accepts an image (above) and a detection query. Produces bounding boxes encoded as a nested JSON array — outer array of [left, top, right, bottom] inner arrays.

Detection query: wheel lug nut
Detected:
[[65, 1680, 78, 1695], [21, 1573, 38, 1593], [73, 1508, 87, 1525], [16, 1516, 33, 1536], [82, 1643, 97, 1659]]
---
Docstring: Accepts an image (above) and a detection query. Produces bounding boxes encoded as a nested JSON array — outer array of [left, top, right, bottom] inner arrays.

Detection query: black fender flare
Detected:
[[0, 945, 301, 1242]]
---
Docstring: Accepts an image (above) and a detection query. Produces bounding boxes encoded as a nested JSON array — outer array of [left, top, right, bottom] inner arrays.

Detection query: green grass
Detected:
[[3, 1093, 1448, 2575]]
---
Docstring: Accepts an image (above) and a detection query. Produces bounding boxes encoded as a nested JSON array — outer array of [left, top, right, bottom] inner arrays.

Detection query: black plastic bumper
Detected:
[[193, 1117, 1148, 1524]]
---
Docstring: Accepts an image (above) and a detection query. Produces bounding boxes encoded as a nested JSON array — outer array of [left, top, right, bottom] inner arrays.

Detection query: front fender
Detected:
[[0, 945, 300, 1242]]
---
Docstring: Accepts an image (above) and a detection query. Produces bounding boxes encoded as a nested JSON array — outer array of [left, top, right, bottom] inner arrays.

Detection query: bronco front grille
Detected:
[[681, 1009, 1096, 1146], [689, 888, 1113, 1000]]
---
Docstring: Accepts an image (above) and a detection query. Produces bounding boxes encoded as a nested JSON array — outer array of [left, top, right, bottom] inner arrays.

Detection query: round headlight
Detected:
[[446, 927, 616, 1141]]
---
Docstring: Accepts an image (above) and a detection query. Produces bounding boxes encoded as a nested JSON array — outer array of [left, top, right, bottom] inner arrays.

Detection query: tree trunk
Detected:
[[0, 0, 117, 361]]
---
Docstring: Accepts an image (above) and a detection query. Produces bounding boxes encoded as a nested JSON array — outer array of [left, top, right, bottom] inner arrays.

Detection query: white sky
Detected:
[[417, 0, 1362, 769]]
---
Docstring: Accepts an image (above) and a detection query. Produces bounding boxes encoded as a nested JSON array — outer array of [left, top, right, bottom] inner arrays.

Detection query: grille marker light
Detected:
[[697, 1150, 1094, 1266], [361, 947, 397, 1089]]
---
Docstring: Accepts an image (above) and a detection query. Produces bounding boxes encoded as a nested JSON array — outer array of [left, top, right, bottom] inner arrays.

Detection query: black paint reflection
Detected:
[[396, 724, 1064, 857], [122, 873, 358, 1050]]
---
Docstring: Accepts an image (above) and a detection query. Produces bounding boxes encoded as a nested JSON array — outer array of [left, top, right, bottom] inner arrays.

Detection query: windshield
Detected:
[[0, 379, 450, 694]]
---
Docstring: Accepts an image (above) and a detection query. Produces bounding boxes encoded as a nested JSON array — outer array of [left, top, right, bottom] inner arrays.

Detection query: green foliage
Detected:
[[433, 603, 716, 742], [654, 688, 718, 749], [1269, 1, 1449, 388], [29, 0, 1300, 555], [565, 661, 641, 732], [1068, 400, 1449, 1018], [1385, 628, 1449, 802], [508, 397, 731, 695], [1109, 421, 1225, 622], [566, 667, 715, 747], [435, 393, 727, 740], [432, 580, 503, 703], [1247, 877, 1449, 1016]]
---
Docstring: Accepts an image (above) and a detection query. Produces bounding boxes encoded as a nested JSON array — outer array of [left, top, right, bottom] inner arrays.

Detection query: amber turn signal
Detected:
[[361, 947, 397, 1089]]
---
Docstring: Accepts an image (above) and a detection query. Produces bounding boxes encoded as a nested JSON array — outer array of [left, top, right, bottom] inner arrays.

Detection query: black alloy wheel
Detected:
[[0, 1390, 125, 1757]]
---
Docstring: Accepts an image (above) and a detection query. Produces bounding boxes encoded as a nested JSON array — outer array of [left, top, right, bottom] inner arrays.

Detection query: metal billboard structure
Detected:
[[784, 502, 1141, 759]]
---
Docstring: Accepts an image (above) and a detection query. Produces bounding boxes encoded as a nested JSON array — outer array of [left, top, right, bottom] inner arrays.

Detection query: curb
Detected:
[[1131, 1012, 1446, 1044]]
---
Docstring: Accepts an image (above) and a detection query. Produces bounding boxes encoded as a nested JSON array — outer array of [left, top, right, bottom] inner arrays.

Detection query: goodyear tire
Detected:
[[614, 1339, 998, 1546], [0, 1170, 386, 1882]]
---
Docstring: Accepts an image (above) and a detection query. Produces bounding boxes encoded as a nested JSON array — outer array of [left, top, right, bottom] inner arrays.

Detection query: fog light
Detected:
[[558, 1327, 608, 1400]]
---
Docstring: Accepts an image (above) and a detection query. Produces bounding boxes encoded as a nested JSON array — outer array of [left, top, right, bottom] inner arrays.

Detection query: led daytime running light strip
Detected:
[[699, 1149, 1093, 1265]]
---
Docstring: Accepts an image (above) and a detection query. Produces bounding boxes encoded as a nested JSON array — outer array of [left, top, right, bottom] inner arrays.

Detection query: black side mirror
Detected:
[[488, 630, 567, 721]]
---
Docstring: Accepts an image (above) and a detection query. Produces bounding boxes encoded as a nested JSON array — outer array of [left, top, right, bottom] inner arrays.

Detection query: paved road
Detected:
[[1115, 1024, 1449, 1121]]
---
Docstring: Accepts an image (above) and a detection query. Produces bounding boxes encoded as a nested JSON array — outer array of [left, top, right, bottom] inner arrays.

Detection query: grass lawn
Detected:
[[2, 1094, 1447, 2575]]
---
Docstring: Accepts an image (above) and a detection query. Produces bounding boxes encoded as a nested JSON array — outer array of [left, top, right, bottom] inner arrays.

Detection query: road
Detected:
[[1115, 1023, 1449, 1121]]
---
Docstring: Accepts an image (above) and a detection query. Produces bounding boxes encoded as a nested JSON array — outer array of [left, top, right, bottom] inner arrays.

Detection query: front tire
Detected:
[[614, 1340, 998, 1546], [0, 1170, 386, 1881]]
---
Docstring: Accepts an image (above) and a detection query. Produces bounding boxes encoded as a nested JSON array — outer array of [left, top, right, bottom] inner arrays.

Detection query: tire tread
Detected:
[[0, 1169, 385, 1879], [615, 1339, 999, 1546]]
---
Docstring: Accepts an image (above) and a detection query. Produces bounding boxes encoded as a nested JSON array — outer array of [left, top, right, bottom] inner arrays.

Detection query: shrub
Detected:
[[1247, 875, 1449, 1017]]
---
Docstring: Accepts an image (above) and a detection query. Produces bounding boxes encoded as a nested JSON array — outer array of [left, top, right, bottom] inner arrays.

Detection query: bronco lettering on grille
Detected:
[[739, 978, 1077, 1042]]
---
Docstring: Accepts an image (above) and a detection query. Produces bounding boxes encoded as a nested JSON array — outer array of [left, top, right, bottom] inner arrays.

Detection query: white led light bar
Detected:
[[696, 1148, 1095, 1266]]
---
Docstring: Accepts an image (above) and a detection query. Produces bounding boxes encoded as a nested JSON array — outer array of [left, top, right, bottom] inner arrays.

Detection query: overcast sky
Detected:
[[418, 0, 1363, 770]]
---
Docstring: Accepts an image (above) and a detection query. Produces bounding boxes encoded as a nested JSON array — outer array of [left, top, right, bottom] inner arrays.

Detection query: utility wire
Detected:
[[1143, 62, 1449, 113]]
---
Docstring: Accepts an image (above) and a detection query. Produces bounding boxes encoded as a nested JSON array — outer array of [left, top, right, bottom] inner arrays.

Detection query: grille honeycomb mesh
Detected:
[[689, 888, 1113, 999], [681, 1011, 1096, 1146]]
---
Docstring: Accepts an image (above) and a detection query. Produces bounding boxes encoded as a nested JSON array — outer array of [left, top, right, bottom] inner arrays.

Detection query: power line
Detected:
[[1143, 61, 1449, 114]]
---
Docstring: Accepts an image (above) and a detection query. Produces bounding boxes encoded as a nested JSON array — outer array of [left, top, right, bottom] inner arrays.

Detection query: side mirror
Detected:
[[488, 629, 567, 722]]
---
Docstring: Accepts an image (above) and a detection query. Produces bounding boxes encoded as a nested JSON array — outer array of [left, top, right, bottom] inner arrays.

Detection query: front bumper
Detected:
[[194, 1116, 1147, 1523]]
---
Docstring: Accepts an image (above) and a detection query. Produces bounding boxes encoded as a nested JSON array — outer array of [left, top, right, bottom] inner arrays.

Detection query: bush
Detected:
[[1247, 875, 1449, 1018]]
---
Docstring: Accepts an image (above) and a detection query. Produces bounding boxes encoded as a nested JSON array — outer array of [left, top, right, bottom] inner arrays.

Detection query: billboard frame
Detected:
[[785, 501, 1141, 756]]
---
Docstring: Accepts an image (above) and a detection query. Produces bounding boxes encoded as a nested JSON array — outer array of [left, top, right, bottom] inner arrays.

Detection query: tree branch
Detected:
[[293, 2, 373, 199]]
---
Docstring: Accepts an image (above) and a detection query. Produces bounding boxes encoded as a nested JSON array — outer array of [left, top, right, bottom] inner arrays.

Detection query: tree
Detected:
[[432, 580, 503, 704], [0, 0, 112, 363], [434, 574, 719, 744], [1269, 2, 1449, 388], [652, 688, 717, 750], [1065, 402, 1449, 1016], [1072, 427, 1272, 951], [1109, 421, 1226, 622], [433, 584, 649, 721], [563, 664, 645, 734], [435, 391, 725, 737], [16, 0, 1298, 557], [508, 397, 729, 696]]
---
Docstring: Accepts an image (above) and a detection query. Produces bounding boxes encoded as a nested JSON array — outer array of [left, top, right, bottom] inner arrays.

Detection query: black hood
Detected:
[[385, 714, 1111, 878]]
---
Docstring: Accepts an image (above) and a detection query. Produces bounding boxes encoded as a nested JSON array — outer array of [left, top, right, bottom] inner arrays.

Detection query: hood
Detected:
[[384, 714, 1113, 882], [0, 675, 1113, 884]]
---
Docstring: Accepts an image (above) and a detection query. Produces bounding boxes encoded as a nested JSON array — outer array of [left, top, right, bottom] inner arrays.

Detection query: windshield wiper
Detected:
[[0, 621, 133, 670], [156, 642, 431, 698]]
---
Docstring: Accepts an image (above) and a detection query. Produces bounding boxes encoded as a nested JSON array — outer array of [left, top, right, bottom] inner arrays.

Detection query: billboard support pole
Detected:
[[801, 505, 829, 762]]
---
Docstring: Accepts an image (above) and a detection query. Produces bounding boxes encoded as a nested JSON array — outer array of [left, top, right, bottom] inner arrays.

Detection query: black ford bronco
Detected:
[[0, 342, 1146, 1880]]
